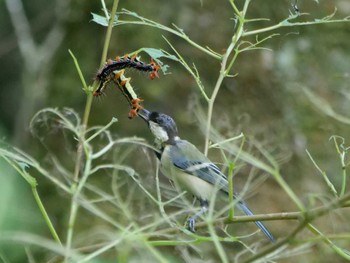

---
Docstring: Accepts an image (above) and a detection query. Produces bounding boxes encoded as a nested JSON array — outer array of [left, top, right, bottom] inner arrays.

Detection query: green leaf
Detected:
[[142, 48, 178, 61], [91, 13, 118, 27], [139, 48, 178, 74]]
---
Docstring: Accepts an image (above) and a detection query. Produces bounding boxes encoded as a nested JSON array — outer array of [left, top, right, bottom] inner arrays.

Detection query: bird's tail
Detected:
[[236, 199, 275, 242]]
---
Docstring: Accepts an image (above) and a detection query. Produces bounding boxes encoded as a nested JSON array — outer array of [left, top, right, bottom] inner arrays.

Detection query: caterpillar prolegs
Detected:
[[93, 54, 160, 97], [112, 69, 144, 119]]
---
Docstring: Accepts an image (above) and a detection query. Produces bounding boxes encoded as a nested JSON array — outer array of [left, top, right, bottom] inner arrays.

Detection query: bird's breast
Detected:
[[160, 146, 219, 201]]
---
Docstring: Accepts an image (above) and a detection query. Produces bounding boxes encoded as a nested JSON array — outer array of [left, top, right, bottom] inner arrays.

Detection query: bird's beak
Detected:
[[138, 108, 151, 122]]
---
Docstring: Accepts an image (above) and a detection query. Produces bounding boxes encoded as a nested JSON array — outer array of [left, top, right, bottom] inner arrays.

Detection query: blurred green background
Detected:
[[0, 0, 350, 262]]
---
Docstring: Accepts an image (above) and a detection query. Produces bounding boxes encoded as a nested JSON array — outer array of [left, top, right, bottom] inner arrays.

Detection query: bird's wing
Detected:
[[169, 140, 229, 193], [168, 140, 276, 242]]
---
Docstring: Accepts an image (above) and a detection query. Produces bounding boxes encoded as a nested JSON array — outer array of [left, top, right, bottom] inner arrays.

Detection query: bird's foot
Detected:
[[187, 217, 196, 233]]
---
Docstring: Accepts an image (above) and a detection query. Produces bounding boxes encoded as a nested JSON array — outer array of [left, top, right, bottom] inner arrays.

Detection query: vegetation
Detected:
[[1, 0, 350, 262]]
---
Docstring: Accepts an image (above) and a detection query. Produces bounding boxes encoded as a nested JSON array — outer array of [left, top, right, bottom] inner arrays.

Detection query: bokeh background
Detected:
[[1, 0, 350, 262]]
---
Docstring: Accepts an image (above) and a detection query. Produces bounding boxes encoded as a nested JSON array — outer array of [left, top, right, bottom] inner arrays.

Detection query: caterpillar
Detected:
[[93, 54, 160, 97], [112, 69, 144, 119], [93, 77, 111, 97]]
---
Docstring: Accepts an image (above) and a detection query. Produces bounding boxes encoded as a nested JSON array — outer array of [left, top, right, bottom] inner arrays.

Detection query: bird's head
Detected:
[[138, 108, 179, 144]]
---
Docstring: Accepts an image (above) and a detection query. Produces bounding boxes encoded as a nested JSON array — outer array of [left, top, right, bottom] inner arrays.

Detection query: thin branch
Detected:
[[150, 193, 350, 237], [243, 12, 350, 37]]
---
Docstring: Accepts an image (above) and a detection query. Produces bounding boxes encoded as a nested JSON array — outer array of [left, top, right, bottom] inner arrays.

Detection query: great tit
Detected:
[[138, 108, 275, 242]]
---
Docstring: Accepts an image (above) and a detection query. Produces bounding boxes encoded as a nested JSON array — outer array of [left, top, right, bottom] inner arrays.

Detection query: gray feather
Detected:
[[169, 140, 229, 192], [165, 139, 275, 242]]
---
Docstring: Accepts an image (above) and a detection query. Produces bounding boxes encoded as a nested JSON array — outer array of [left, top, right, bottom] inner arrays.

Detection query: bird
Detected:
[[138, 108, 275, 242]]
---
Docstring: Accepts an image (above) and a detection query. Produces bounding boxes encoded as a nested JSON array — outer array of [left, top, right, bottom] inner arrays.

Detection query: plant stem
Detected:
[[65, 1, 120, 261], [204, 42, 234, 155], [243, 14, 350, 37], [100, 0, 119, 66], [32, 187, 62, 246], [116, 18, 221, 60], [149, 193, 350, 238], [1, 155, 62, 246], [204, 0, 249, 155], [242, 193, 350, 262]]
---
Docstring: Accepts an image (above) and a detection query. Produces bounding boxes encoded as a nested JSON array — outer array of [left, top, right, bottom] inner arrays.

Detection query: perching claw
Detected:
[[186, 199, 208, 232], [187, 218, 196, 233]]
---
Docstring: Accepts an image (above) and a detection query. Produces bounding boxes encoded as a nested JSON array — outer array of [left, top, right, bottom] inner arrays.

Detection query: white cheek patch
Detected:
[[149, 122, 169, 142]]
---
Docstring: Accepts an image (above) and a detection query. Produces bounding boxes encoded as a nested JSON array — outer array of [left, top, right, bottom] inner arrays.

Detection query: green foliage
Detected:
[[1, 0, 350, 262]]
